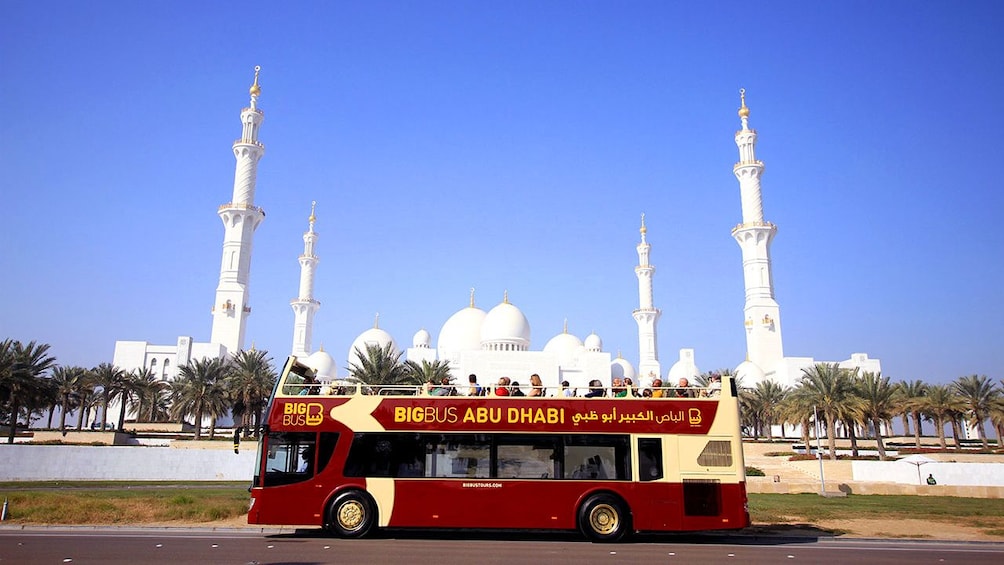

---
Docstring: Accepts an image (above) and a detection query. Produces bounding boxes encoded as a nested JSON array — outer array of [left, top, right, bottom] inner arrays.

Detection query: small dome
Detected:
[[413, 329, 431, 348], [584, 332, 602, 352], [481, 298, 531, 351], [303, 350, 336, 381], [667, 348, 700, 385], [348, 327, 398, 369], [438, 306, 487, 358], [610, 357, 636, 382], [734, 360, 765, 388], [543, 332, 584, 357]]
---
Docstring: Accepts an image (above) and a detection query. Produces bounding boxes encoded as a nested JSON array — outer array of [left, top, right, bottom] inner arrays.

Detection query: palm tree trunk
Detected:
[[826, 414, 838, 460], [873, 417, 887, 460], [901, 414, 910, 437], [6, 398, 20, 444], [193, 401, 203, 440], [977, 420, 989, 450], [846, 420, 859, 458], [935, 416, 947, 449], [59, 393, 69, 433], [208, 416, 217, 440], [949, 418, 962, 450], [117, 395, 128, 431], [100, 393, 110, 431], [912, 411, 923, 448], [47, 406, 56, 429]]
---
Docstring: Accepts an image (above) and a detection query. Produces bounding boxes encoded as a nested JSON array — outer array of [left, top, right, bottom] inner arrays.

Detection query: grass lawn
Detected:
[[749, 493, 1004, 537]]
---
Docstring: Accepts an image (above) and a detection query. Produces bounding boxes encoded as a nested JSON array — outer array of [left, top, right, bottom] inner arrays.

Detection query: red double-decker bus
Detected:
[[247, 358, 750, 541]]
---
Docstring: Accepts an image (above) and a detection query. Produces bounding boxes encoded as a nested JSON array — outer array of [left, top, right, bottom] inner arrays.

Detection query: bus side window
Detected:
[[638, 438, 664, 481]]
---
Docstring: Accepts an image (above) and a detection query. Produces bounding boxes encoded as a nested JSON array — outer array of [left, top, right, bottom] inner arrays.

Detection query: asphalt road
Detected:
[[1, 528, 1002, 564]]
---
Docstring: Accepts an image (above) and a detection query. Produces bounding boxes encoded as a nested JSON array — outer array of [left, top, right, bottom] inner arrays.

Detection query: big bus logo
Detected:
[[689, 408, 702, 426], [282, 402, 324, 426]]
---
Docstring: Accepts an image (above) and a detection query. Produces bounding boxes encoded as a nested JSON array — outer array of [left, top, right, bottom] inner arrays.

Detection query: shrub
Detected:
[[745, 466, 766, 477]]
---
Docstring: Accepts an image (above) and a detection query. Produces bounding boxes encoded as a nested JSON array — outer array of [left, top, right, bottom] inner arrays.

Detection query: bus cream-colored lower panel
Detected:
[[367, 477, 395, 527]]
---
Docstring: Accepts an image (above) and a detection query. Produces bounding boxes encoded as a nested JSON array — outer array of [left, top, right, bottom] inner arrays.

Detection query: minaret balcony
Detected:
[[240, 107, 264, 116], [219, 202, 265, 215], [233, 139, 265, 148], [731, 221, 776, 235]]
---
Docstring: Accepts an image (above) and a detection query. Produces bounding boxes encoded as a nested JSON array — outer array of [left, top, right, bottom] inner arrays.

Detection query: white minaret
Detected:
[[291, 201, 321, 357], [632, 214, 661, 380], [732, 89, 784, 372], [210, 66, 266, 354]]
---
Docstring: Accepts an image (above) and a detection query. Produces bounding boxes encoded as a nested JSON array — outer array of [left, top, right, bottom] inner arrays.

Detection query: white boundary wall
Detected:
[[0, 445, 257, 481], [852, 460, 1004, 487]]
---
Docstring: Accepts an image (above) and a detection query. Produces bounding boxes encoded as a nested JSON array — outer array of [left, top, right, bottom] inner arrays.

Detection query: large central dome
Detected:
[[481, 294, 530, 351], [437, 305, 487, 359]]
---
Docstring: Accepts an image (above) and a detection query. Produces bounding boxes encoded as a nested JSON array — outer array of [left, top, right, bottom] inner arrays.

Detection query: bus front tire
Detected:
[[326, 490, 376, 538], [578, 494, 630, 542]]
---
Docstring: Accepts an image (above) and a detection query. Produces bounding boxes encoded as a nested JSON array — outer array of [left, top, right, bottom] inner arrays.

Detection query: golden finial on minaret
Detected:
[[640, 213, 647, 235], [503, 290, 509, 304], [738, 88, 750, 118], [249, 65, 262, 97], [309, 200, 317, 224], [319, 342, 325, 352], [469, 287, 476, 308]]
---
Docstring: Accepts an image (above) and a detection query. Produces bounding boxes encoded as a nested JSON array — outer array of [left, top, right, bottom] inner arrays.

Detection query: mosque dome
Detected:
[[667, 348, 700, 385], [347, 326, 398, 369], [610, 356, 636, 382], [412, 328, 431, 349], [437, 306, 487, 357], [543, 331, 584, 357], [734, 360, 765, 388], [584, 332, 602, 352], [303, 349, 336, 381], [481, 296, 531, 351]]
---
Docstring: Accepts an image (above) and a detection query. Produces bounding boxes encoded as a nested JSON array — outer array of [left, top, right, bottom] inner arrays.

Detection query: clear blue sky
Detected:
[[2, 1, 1001, 384]]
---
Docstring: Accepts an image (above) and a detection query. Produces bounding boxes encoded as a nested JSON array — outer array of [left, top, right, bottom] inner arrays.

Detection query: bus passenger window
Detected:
[[637, 438, 664, 481]]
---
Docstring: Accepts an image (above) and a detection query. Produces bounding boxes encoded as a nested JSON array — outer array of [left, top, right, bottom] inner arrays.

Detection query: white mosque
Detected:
[[109, 68, 880, 423]]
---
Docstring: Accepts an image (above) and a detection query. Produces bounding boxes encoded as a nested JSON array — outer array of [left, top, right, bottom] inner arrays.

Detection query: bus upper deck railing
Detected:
[[278, 381, 726, 400]]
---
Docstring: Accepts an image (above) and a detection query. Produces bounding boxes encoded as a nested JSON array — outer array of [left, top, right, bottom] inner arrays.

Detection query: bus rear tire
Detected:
[[578, 494, 630, 542], [326, 490, 376, 538]]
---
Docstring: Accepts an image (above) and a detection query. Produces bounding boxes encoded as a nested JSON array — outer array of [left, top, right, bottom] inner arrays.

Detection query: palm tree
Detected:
[[921, 385, 965, 450], [403, 359, 454, 389], [952, 374, 999, 449], [50, 366, 87, 434], [115, 368, 150, 430], [3, 340, 58, 444], [228, 349, 277, 438], [779, 391, 815, 454], [74, 372, 97, 430], [791, 363, 857, 460], [745, 380, 787, 439], [895, 380, 928, 448], [132, 369, 168, 423], [170, 357, 231, 440], [89, 363, 127, 431], [989, 389, 1004, 448], [346, 343, 414, 392], [856, 372, 897, 460]]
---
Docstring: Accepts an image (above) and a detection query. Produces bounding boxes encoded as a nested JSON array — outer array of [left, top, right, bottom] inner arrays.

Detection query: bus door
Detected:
[[636, 436, 678, 530]]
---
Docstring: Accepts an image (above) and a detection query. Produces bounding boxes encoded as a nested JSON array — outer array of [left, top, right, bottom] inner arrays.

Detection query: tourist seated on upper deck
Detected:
[[616, 377, 635, 398], [510, 380, 526, 397], [674, 377, 693, 398], [528, 374, 545, 397], [650, 378, 665, 398], [298, 374, 319, 395], [495, 376, 511, 396], [611, 378, 625, 398], [705, 374, 722, 397], [583, 379, 605, 398], [561, 380, 575, 397], [641, 388, 652, 398], [431, 376, 454, 396]]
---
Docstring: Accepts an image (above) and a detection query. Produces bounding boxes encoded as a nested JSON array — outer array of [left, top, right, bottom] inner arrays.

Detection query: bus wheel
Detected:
[[327, 490, 375, 538], [578, 494, 630, 542]]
